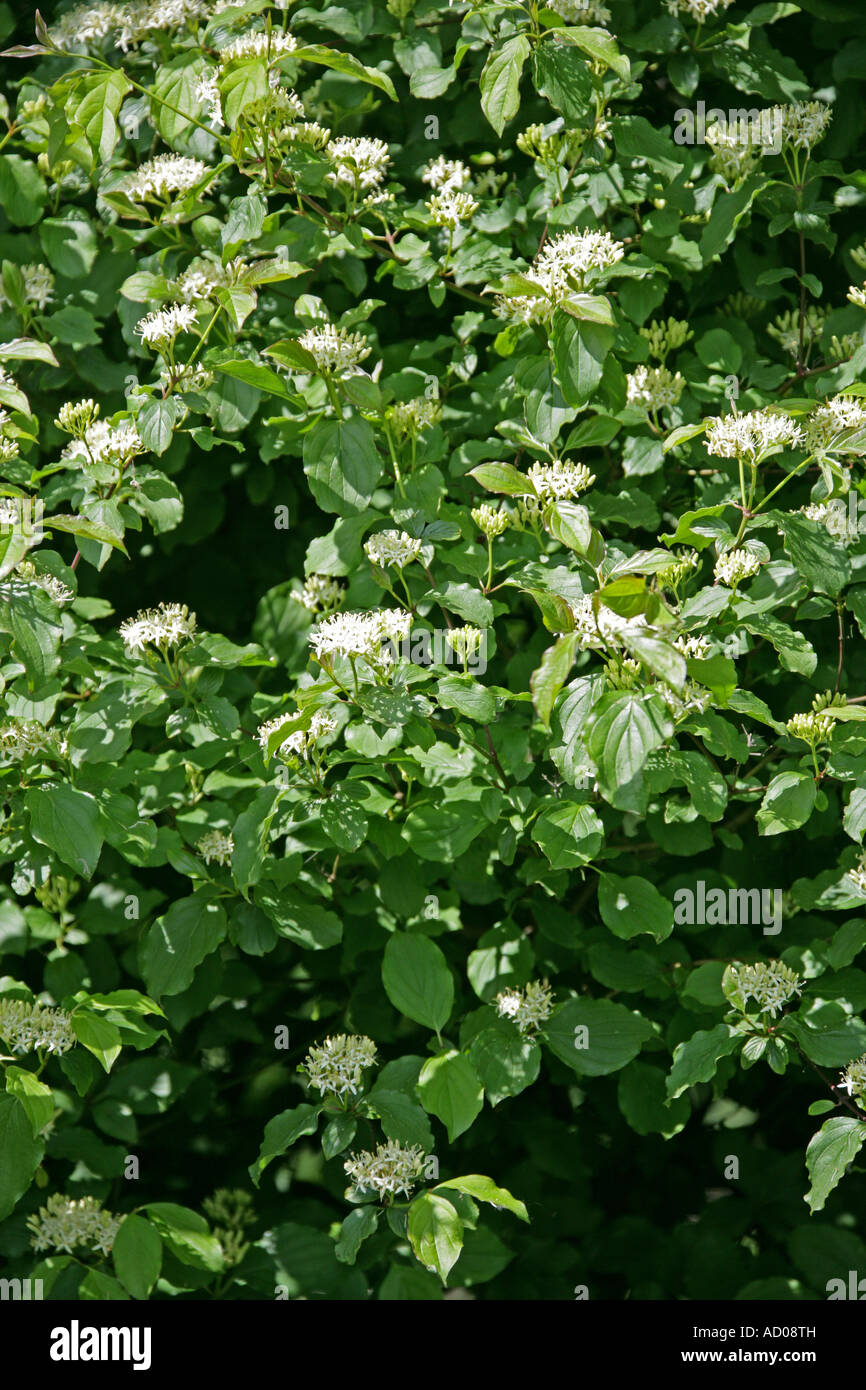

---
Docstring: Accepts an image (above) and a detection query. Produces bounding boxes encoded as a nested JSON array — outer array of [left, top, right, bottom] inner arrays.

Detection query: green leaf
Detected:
[[139, 896, 227, 997], [436, 1173, 529, 1222], [667, 1024, 741, 1099], [532, 799, 604, 869], [71, 1012, 123, 1072], [5, 1067, 54, 1137], [0, 154, 47, 226], [533, 37, 592, 119], [303, 416, 381, 516], [251, 1104, 320, 1184], [552, 312, 614, 406], [468, 1021, 541, 1106], [383, 934, 454, 1033], [112, 1215, 162, 1299], [618, 1061, 690, 1137], [0, 1094, 44, 1219], [480, 36, 531, 135], [546, 998, 653, 1076], [598, 873, 674, 942], [294, 44, 397, 101], [143, 1202, 223, 1272], [757, 771, 817, 836], [531, 632, 578, 728], [418, 1050, 484, 1140], [805, 1117, 866, 1213], [408, 1191, 464, 1282], [778, 513, 852, 597], [25, 784, 104, 878], [335, 1206, 379, 1265]]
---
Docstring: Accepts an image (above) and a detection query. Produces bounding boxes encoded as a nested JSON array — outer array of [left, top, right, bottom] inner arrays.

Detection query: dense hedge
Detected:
[[2, 0, 866, 1301]]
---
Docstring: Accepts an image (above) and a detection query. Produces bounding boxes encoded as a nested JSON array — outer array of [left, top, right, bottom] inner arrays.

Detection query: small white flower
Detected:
[[426, 189, 478, 228], [344, 1140, 427, 1199], [839, 1054, 866, 1105], [704, 408, 802, 462], [364, 529, 422, 569], [422, 156, 471, 192], [326, 136, 390, 194], [0, 720, 68, 762], [302, 1034, 377, 1098], [121, 153, 209, 202], [664, 0, 734, 19], [714, 549, 761, 586], [195, 67, 224, 127], [675, 634, 710, 659], [27, 1194, 122, 1257], [626, 365, 685, 412], [257, 707, 338, 760], [447, 625, 484, 663], [136, 304, 199, 348], [55, 399, 99, 436], [495, 229, 624, 324], [528, 458, 596, 501], [309, 608, 411, 666], [0, 998, 75, 1054], [389, 398, 442, 434], [495, 980, 554, 1034], [62, 418, 143, 470], [729, 960, 802, 1017], [775, 100, 832, 151], [786, 711, 834, 743], [219, 29, 298, 64], [803, 395, 866, 454], [0, 263, 54, 311], [291, 574, 345, 614], [297, 324, 371, 375], [119, 602, 196, 655], [547, 0, 611, 22], [14, 561, 73, 605], [197, 829, 234, 866]]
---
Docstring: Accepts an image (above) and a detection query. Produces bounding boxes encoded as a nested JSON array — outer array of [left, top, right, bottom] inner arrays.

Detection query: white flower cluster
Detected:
[[426, 190, 478, 229], [310, 608, 411, 665], [297, 324, 371, 375], [197, 829, 234, 867], [364, 529, 422, 569], [195, 68, 223, 127], [547, 0, 611, 22], [62, 418, 144, 470], [803, 395, 866, 453], [528, 458, 596, 502], [496, 229, 625, 324], [122, 153, 208, 203], [714, 549, 761, 586], [495, 980, 555, 1035], [729, 960, 803, 1017], [0, 998, 75, 1055], [344, 1140, 427, 1199], [776, 100, 833, 152], [0, 720, 68, 763], [849, 283, 866, 311], [389, 398, 442, 434], [801, 500, 857, 546], [786, 711, 834, 743], [571, 594, 640, 651], [0, 262, 54, 311], [704, 408, 802, 461], [136, 303, 199, 348], [170, 258, 232, 304], [119, 602, 197, 655], [160, 361, 214, 393], [51, 0, 215, 52], [15, 561, 73, 606], [626, 365, 686, 413], [664, 0, 734, 20], [28, 1195, 122, 1257], [706, 120, 762, 184], [257, 707, 338, 761], [326, 136, 390, 195], [291, 573, 345, 614], [472, 504, 510, 539], [675, 634, 710, 660], [422, 157, 471, 193], [302, 1034, 377, 1098], [219, 29, 297, 64], [839, 1054, 866, 1105]]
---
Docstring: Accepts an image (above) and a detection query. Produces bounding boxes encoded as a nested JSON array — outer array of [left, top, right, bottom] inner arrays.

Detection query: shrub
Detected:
[[1, 0, 866, 1302]]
